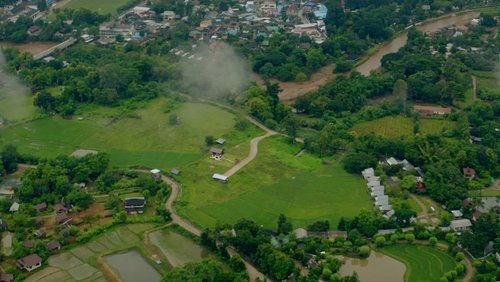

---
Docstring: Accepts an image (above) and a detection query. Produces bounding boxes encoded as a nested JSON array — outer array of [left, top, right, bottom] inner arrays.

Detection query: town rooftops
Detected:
[[450, 219, 472, 230], [54, 203, 67, 214], [386, 157, 399, 166], [212, 173, 228, 182], [215, 138, 226, 145], [0, 272, 13, 282], [35, 202, 47, 212], [210, 147, 224, 155], [414, 105, 451, 115], [451, 210, 463, 218], [171, 168, 180, 175], [150, 168, 161, 174], [9, 202, 19, 212], [294, 228, 308, 240], [124, 197, 146, 206], [17, 253, 42, 269], [367, 180, 380, 187], [23, 240, 35, 248], [371, 185, 385, 191], [124, 197, 146, 213], [463, 167, 476, 178], [47, 240, 61, 251], [477, 197, 500, 213]]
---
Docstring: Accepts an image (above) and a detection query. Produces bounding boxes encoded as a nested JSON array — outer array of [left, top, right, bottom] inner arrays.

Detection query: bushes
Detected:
[[405, 233, 415, 244], [359, 246, 370, 258], [374, 236, 386, 247], [335, 60, 353, 73]]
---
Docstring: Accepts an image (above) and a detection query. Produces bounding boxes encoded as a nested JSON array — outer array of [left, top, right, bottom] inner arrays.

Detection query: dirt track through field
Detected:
[[223, 116, 277, 177]]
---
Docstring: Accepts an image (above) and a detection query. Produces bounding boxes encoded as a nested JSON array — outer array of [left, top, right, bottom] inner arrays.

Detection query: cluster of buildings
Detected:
[[96, 0, 329, 46], [0, 0, 45, 23], [362, 168, 394, 219]]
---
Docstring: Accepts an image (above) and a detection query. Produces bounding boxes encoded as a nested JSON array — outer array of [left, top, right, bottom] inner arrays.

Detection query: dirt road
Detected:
[[472, 75, 477, 101], [160, 174, 202, 236], [409, 194, 435, 226], [252, 64, 336, 102], [224, 116, 277, 177]]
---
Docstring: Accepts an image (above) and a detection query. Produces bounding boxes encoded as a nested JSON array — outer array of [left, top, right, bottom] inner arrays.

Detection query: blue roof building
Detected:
[[314, 4, 328, 20]]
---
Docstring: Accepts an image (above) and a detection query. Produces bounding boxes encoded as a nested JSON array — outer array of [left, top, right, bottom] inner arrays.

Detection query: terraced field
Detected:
[[25, 224, 158, 282]]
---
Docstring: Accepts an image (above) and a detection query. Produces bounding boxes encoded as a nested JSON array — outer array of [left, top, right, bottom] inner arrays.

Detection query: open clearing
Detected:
[[62, 0, 130, 15], [381, 244, 457, 282], [352, 116, 457, 138], [178, 136, 372, 229], [0, 98, 260, 169], [25, 224, 159, 282]]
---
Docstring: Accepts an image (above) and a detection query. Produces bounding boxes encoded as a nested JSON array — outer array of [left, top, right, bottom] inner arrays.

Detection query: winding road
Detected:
[[224, 116, 277, 177], [138, 114, 276, 281]]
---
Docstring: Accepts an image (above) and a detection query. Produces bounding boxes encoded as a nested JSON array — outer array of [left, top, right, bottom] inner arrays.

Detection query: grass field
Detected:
[[62, 0, 131, 15], [0, 98, 261, 169], [178, 136, 372, 229], [381, 244, 457, 282], [352, 116, 457, 138], [474, 70, 500, 100]]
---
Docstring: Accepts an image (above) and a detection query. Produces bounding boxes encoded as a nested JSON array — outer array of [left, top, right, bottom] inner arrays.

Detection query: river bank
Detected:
[[252, 9, 483, 102]]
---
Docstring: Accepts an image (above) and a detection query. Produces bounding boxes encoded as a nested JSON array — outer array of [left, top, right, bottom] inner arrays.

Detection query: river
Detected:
[[339, 251, 406, 282], [356, 12, 480, 76], [269, 10, 481, 101]]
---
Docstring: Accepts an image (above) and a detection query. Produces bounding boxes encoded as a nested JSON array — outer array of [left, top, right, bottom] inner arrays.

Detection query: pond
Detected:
[[104, 250, 162, 282], [149, 228, 213, 267], [339, 251, 406, 282]]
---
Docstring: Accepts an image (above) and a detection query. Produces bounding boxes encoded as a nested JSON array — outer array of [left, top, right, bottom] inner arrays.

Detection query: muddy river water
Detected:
[[356, 12, 480, 76]]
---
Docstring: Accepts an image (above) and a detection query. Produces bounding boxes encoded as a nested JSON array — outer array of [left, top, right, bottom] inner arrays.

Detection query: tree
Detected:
[[67, 188, 93, 210], [401, 175, 417, 191], [343, 151, 377, 174], [394, 203, 417, 227], [114, 210, 127, 223], [36, 0, 47, 11], [356, 209, 378, 237], [205, 135, 215, 146], [480, 13, 497, 27], [335, 60, 353, 73], [277, 214, 293, 235], [429, 236, 437, 246], [162, 259, 236, 282], [307, 220, 330, 232], [228, 254, 246, 273], [1, 145, 20, 174], [104, 194, 122, 211]]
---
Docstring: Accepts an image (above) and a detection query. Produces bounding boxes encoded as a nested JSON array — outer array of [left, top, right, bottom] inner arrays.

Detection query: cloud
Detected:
[[179, 42, 250, 100]]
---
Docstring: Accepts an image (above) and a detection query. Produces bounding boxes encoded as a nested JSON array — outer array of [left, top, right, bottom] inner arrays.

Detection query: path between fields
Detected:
[[134, 169, 268, 281], [409, 194, 435, 226], [472, 75, 477, 101], [223, 116, 277, 177]]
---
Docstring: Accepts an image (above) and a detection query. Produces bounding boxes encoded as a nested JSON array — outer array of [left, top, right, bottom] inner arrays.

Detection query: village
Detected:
[[0, 0, 499, 280]]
